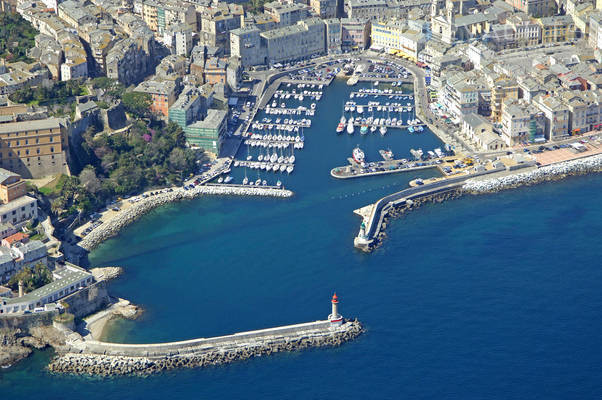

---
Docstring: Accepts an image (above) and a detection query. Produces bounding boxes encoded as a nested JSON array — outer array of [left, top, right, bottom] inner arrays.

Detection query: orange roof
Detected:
[[4, 232, 28, 245]]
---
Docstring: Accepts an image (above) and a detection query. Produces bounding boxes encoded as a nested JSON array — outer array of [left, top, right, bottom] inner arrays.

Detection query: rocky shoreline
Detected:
[[47, 320, 363, 376], [1, 327, 67, 368], [79, 185, 293, 251], [463, 153, 602, 193]]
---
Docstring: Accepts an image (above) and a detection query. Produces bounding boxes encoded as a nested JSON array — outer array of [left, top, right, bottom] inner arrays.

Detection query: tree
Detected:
[[79, 166, 101, 194], [168, 148, 189, 171], [8, 263, 52, 292], [122, 92, 152, 118]]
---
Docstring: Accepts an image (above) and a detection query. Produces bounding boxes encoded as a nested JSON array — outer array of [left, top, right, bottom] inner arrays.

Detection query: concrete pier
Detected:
[[354, 166, 506, 251], [49, 318, 363, 376]]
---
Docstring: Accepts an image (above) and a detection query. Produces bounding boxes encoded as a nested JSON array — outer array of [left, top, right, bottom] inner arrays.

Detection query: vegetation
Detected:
[[0, 12, 37, 63], [9, 79, 87, 106], [8, 263, 53, 293], [91, 77, 125, 99], [47, 122, 197, 217], [244, 0, 271, 14], [121, 92, 152, 119]]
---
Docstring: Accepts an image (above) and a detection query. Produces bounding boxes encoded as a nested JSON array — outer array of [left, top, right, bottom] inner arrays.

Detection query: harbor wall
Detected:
[[79, 185, 293, 251], [464, 153, 602, 193], [48, 319, 363, 376]]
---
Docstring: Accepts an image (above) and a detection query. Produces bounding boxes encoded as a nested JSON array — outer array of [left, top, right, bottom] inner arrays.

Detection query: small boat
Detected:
[[224, 176, 233, 183], [218, 177, 224, 183], [370, 125, 377, 133], [255, 178, 261, 185], [352, 146, 365, 166], [286, 165, 294, 174], [380, 126, 387, 136], [276, 180, 282, 187], [347, 120, 354, 135], [360, 125, 368, 135], [336, 123, 345, 134]]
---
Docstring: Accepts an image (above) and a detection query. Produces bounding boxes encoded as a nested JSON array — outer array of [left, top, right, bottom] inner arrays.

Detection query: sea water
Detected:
[[1, 80, 601, 399]]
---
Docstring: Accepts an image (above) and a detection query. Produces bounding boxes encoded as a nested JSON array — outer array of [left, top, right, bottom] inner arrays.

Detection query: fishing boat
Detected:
[[379, 149, 394, 161], [352, 146, 365, 166]]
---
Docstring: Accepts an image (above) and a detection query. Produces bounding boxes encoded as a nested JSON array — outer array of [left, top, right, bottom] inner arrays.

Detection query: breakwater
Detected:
[[48, 319, 363, 376], [463, 153, 602, 193], [79, 185, 293, 251]]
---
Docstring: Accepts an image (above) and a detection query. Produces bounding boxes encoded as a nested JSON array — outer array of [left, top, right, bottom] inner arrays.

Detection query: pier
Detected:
[[353, 166, 506, 251], [331, 158, 439, 179], [49, 295, 362, 376]]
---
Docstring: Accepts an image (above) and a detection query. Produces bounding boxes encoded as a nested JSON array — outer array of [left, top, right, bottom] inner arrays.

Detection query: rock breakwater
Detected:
[[463, 154, 602, 193], [48, 320, 363, 376], [79, 185, 293, 251]]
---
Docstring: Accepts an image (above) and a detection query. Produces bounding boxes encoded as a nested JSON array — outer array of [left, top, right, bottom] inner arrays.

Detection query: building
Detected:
[[0, 118, 69, 179], [134, 79, 178, 118], [505, 12, 541, 46], [341, 18, 371, 50], [371, 20, 426, 61], [461, 113, 506, 151], [537, 15, 575, 44], [184, 109, 227, 153], [325, 19, 342, 54], [501, 98, 546, 145], [490, 75, 519, 123], [0, 196, 38, 231], [230, 26, 264, 67], [310, 0, 337, 18], [0, 263, 93, 314], [533, 94, 571, 140], [199, 4, 244, 54], [504, 0, 555, 17], [204, 57, 227, 85], [440, 71, 486, 120], [0, 168, 26, 204], [260, 18, 326, 65], [168, 87, 206, 130], [57, 0, 96, 29], [344, 0, 388, 20], [264, 2, 311, 26], [0, 239, 46, 284]]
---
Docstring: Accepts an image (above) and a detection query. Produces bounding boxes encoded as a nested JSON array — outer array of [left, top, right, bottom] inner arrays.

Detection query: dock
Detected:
[[282, 76, 334, 86], [349, 91, 412, 98], [331, 158, 439, 179]]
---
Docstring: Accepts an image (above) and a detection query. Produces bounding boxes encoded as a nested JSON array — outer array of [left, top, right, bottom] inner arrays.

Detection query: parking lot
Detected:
[[532, 139, 602, 166]]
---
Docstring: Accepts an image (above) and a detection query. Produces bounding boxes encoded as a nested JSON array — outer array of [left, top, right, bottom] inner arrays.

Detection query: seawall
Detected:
[[463, 153, 602, 193], [48, 319, 363, 376], [79, 185, 293, 251]]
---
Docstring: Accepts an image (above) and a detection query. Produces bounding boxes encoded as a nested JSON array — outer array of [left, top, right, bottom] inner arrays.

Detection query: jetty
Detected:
[[49, 294, 363, 376], [353, 166, 506, 251], [331, 158, 439, 179]]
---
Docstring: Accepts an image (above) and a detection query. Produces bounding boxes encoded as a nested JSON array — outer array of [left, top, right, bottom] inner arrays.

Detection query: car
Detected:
[[112, 207, 120, 212]]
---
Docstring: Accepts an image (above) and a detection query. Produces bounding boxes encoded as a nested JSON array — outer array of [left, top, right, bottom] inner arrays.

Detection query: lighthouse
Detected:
[[328, 293, 343, 327]]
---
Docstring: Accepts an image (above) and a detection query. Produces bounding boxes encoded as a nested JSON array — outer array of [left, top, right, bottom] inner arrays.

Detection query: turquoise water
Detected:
[[1, 80, 601, 399]]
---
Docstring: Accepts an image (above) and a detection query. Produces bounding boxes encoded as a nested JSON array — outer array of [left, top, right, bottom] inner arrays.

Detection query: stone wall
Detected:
[[60, 281, 110, 319], [0, 310, 57, 330]]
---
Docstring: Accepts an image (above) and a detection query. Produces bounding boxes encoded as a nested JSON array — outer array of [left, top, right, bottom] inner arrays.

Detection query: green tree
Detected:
[[122, 92, 152, 118], [8, 263, 53, 292]]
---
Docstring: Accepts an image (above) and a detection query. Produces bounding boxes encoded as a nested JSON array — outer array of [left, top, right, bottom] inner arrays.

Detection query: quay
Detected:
[[349, 91, 412, 98], [353, 165, 506, 251], [355, 76, 413, 84], [49, 295, 363, 376], [331, 158, 439, 179], [281, 76, 334, 86], [349, 121, 426, 129]]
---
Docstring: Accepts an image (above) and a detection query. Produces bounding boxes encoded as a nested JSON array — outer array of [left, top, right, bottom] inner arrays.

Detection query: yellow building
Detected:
[[371, 20, 426, 62], [0, 118, 69, 178], [142, 1, 158, 32], [537, 15, 575, 43], [490, 76, 519, 123]]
